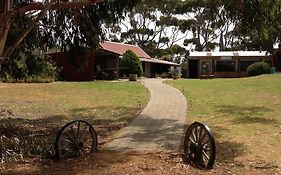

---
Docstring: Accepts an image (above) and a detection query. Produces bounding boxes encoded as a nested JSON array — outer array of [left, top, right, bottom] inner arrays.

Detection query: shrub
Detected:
[[169, 68, 182, 79], [161, 72, 170, 78], [121, 50, 143, 76], [247, 61, 270, 76], [0, 49, 58, 83]]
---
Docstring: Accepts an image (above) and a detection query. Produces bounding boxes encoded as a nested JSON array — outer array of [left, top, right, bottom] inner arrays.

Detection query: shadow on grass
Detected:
[[211, 126, 245, 164], [216, 105, 277, 125], [0, 106, 141, 160]]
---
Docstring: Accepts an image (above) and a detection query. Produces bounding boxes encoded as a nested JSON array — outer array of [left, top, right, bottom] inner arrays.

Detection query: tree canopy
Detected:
[[0, 0, 140, 60], [1, 0, 280, 64]]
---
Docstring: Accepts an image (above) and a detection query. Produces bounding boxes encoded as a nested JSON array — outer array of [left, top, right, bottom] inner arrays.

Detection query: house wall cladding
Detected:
[[188, 54, 273, 78], [49, 51, 94, 81]]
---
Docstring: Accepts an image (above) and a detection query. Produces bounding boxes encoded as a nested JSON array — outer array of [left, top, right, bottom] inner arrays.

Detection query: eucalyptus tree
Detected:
[[0, 0, 139, 62], [177, 0, 236, 51], [0, 0, 139, 81], [223, 0, 281, 52], [106, 0, 186, 58]]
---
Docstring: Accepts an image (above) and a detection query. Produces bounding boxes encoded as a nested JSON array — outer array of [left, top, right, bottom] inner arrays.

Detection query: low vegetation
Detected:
[[247, 61, 270, 76], [167, 74, 281, 172], [0, 81, 149, 162], [0, 49, 58, 83]]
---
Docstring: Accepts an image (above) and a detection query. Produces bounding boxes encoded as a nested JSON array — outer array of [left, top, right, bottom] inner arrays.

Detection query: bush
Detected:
[[0, 49, 58, 83], [121, 50, 143, 76], [161, 72, 170, 78], [247, 61, 270, 76], [169, 68, 182, 79]]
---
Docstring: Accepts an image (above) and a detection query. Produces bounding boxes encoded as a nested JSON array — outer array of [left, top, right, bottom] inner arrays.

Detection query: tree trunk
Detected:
[[0, 23, 10, 59], [0, 0, 12, 61], [4, 4, 53, 58]]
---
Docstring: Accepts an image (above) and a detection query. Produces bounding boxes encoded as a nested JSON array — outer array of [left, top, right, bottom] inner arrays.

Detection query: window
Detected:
[[201, 61, 212, 73], [216, 61, 235, 72], [239, 61, 256, 71]]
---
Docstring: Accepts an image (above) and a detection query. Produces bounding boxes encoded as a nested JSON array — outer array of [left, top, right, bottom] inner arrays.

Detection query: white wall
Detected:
[[144, 62, 151, 77]]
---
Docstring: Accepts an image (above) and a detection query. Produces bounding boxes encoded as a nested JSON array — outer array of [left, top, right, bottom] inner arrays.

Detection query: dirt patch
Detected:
[[1, 151, 280, 175]]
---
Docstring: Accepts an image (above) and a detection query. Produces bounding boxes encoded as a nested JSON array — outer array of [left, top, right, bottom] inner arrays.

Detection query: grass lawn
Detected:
[[167, 74, 281, 170], [0, 81, 149, 157]]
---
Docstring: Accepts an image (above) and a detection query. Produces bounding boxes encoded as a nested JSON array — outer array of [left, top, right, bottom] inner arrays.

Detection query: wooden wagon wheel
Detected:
[[55, 120, 98, 159], [184, 122, 216, 169]]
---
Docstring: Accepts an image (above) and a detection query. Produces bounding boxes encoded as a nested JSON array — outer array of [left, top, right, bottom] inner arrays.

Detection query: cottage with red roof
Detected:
[[97, 41, 179, 79], [49, 41, 179, 81]]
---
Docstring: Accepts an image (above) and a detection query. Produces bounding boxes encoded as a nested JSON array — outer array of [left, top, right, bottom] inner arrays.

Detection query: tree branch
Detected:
[[4, 4, 53, 58], [0, 0, 107, 24]]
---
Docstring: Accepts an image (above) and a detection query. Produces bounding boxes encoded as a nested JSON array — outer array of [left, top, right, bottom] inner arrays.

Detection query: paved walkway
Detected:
[[106, 79, 187, 152]]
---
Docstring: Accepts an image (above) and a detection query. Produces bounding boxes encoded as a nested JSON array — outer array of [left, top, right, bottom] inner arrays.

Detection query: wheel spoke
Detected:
[[194, 126, 198, 141], [202, 138, 210, 147], [202, 150, 210, 160], [201, 132, 207, 142], [70, 126, 76, 141], [83, 142, 93, 149], [64, 132, 74, 142], [203, 147, 211, 152], [192, 129, 197, 142], [198, 127, 203, 143], [83, 135, 93, 142], [63, 148, 74, 158], [79, 124, 88, 140], [196, 126, 201, 141], [188, 135, 196, 143], [77, 121, 81, 139], [62, 138, 72, 144], [80, 147, 87, 154]]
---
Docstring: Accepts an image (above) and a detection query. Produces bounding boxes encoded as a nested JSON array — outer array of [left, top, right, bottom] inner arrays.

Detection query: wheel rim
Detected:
[[184, 122, 216, 169], [55, 120, 98, 159]]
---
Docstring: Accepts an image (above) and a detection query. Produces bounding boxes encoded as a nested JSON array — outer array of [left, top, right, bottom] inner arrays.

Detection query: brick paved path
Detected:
[[106, 79, 187, 152]]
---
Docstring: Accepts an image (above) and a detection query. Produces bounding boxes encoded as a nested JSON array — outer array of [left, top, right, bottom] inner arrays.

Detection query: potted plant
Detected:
[[121, 50, 143, 81]]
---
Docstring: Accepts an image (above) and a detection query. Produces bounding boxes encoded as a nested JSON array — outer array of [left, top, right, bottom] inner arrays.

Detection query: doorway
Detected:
[[189, 60, 199, 78]]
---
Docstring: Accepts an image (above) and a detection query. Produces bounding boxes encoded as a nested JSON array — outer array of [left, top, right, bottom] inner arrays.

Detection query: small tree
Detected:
[[247, 61, 270, 77], [121, 50, 143, 76]]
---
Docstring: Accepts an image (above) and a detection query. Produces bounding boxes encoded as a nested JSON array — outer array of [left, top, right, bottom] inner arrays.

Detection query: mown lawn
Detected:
[[0, 81, 149, 158], [167, 74, 281, 170]]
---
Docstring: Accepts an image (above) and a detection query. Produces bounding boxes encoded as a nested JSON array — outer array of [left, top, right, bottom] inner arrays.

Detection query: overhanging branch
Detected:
[[0, 0, 107, 25]]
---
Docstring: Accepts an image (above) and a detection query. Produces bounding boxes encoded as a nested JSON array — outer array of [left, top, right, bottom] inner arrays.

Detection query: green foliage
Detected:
[[247, 61, 270, 76], [169, 68, 181, 79], [0, 49, 58, 82], [160, 72, 170, 78], [121, 50, 143, 76], [223, 0, 281, 52], [40, 0, 140, 51]]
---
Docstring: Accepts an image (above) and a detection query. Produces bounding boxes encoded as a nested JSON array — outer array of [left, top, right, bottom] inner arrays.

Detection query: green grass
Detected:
[[0, 81, 149, 125], [167, 74, 281, 168], [0, 81, 149, 158]]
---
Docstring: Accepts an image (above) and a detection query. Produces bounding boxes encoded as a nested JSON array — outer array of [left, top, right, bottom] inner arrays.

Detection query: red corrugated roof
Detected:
[[140, 58, 179, 66], [99, 41, 180, 66], [100, 41, 151, 59]]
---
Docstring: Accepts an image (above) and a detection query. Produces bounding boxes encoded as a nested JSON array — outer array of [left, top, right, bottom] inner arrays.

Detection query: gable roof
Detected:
[[100, 41, 151, 59], [99, 41, 180, 66]]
